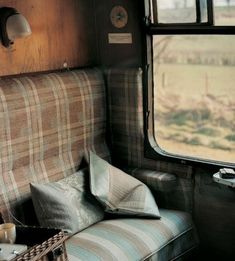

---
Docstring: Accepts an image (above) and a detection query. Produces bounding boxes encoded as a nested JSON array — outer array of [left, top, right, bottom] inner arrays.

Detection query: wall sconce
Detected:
[[0, 7, 31, 48]]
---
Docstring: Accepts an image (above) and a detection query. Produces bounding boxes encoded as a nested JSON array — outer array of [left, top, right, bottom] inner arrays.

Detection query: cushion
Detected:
[[89, 152, 160, 218], [30, 169, 104, 235], [0, 68, 110, 224], [66, 208, 198, 261]]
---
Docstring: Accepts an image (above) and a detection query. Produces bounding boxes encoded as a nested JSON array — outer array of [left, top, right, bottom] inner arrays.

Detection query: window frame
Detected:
[[143, 0, 235, 168], [150, 0, 214, 25]]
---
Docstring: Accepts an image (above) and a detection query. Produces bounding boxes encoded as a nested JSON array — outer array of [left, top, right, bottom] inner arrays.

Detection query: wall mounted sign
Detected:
[[108, 33, 132, 44]]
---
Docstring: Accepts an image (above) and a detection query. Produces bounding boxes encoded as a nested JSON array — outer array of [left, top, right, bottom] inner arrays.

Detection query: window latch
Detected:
[[143, 16, 151, 27]]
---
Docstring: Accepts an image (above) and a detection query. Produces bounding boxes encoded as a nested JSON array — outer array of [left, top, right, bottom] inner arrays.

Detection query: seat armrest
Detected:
[[126, 168, 177, 192]]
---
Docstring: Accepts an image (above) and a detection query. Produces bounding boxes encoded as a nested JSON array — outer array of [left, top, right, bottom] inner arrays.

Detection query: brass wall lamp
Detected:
[[0, 7, 31, 48]]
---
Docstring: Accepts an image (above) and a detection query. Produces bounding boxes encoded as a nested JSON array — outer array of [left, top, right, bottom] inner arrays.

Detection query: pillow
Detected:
[[89, 152, 160, 218], [30, 169, 104, 235]]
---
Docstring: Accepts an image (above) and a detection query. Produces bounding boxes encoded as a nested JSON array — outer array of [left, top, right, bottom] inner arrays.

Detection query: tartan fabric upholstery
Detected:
[[0, 67, 199, 260], [66, 208, 198, 261], [107, 68, 193, 212], [128, 168, 177, 192], [127, 168, 195, 211], [0, 68, 109, 222]]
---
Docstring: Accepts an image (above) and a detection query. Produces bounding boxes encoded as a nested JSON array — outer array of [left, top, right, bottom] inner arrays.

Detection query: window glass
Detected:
[[153, 35, 235, 163], [201, 0, 208, 22], [214, 0, 235, 25], [157, 0, 197, 23]]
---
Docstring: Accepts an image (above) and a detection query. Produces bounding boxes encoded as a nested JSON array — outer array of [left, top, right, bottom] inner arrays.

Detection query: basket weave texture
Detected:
[[12, 227, 68, 261]]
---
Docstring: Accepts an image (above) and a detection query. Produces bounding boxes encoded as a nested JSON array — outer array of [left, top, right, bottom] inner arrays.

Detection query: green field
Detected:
[[153, 35, 235, 164], [154, 63, 235, 97]]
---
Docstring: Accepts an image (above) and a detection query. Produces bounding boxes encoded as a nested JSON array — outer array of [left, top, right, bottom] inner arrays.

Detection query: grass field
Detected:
[[154, 64, 235, 97], [153, 35, 235, 164]]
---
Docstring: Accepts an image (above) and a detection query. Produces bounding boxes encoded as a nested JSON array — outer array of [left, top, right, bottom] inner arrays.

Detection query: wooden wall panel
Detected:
[[94, 0, 143, 67], [0, 0, 96, 76]]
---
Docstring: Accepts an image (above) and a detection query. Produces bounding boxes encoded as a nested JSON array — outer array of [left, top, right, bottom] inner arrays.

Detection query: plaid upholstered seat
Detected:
[[107, 68, 194, 213], [66, 208, 198, 261], [0, 67, 198, 260], [0, 68, 109, 222]]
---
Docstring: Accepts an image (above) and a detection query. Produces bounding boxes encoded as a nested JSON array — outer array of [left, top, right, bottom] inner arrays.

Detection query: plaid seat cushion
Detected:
[[128, 168, 190, 210], [0, 68, 109, 222], [66, 208, 198, 261], [107, 68, 193, 212], [128, 168, 177, 192]]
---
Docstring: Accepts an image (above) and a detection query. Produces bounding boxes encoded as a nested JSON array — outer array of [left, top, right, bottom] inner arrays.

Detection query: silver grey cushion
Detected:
[[89, 152, 160, 218], [30, 169, 104, 235]]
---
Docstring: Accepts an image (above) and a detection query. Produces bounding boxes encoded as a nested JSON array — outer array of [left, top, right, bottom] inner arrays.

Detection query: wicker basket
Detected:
[[12, 226, 68, 261]]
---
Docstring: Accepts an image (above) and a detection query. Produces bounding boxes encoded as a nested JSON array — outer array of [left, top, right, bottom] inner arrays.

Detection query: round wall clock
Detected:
[[110, 6, 128, 29]]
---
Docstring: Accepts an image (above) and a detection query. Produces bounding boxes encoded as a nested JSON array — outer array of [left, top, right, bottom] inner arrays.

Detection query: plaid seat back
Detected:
[[107, 68, 193, 212], [0, 68, 109, 222]]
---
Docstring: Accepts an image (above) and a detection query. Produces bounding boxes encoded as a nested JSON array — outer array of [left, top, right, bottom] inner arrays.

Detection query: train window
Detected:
[[214, 0, 235, 25], [153, 34, 235, 164], [151, 0, 209, 25], [156, 0, 197, 24], [148, 0, 235, 165], [152, 0, 235, 25]]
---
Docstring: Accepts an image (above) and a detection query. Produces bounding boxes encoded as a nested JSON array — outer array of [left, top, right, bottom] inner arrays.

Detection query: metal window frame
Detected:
[[151, 0, 214, 25], [143, 0, 235, 168]]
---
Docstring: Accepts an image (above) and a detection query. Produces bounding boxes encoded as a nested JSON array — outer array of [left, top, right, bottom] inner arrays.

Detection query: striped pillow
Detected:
[[89, 152, 160, 218]]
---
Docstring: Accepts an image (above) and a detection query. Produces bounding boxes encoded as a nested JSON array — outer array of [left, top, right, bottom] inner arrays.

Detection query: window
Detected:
[[147, 0, 235, 165], [157, 0, 197, 23], [214, 0, 235, 25]]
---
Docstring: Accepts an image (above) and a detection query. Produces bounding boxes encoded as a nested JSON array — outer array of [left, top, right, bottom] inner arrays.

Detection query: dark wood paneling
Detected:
[[194, 169, 235, 260], [94, 0, 143, 67], [0, 0, 96, 76]]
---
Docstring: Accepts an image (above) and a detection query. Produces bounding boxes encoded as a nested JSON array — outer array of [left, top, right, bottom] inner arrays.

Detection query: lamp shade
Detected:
[[6, 13, 31, 41], [0, 7, 32, 47]]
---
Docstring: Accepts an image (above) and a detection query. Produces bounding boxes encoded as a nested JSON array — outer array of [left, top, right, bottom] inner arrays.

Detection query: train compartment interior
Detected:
[[0, 1, 234, 260]]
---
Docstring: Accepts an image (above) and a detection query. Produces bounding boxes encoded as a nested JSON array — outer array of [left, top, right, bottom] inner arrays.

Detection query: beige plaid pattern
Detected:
[[106, 68, 194, 212], [0, 68, 109, 222]]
